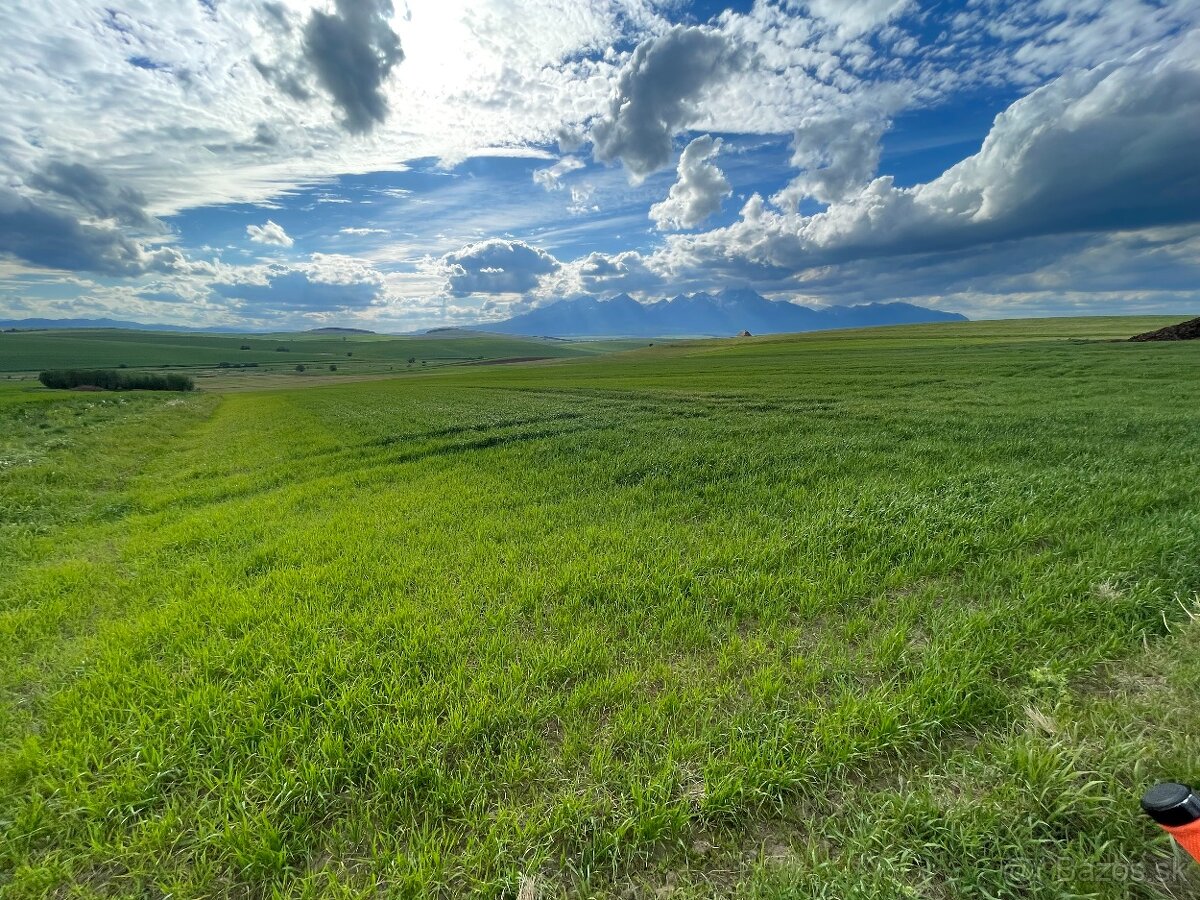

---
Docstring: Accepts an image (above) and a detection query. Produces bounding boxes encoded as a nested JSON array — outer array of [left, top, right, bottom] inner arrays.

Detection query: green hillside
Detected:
[[2, 318, 1198, 898], [0, 328, 645, 376]]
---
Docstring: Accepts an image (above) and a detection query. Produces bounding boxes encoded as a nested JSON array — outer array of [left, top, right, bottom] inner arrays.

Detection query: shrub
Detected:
[[275, 346, 290, 352], [38, 369, 194, 392], [240, 344, 251, 350], [329, 365, 337, 372], [295, 364, 306, 373]]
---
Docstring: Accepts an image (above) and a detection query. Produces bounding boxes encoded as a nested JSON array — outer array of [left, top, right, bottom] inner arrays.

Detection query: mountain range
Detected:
[[485, 290, 966, 337], [1, 291, 965, 337]]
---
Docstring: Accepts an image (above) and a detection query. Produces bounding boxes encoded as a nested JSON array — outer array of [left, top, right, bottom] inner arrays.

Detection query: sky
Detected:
[[0, 0, 1198, 332]]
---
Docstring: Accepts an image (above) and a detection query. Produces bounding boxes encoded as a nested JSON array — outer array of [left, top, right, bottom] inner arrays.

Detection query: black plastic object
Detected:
[[1141, 783, 1200, 827]]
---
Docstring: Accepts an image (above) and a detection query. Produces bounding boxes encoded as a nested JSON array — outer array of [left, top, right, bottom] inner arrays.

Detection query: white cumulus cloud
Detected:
[[772, 114, 887, 209], [649, 135, 731, 231], [246, 220, 295, 247], [440, 238, 560, 295]]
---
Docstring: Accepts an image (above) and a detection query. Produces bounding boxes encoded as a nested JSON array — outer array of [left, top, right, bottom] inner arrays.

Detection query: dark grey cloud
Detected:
[[252, 123, 280, 147], [591, 25, 749, 180], [442, 239, 559, 295], [303, 0, 404, 134], [775, 228, 1200, 306], [27, 161, 158, 230], [251, 57, 314, 102], [253, 2, 315, 101], [252, 0, 403, 133], [212, 269, 381, 311], [260, 2, 291, 28], [791, 227, 1200, 319], [205, 122, 283, 155], [569, 225, 1200, 321], [0, 188, 184, 276]]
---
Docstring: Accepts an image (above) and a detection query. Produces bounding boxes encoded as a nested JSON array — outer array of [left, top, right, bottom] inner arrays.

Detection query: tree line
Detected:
[[38, 369, 195, 391]]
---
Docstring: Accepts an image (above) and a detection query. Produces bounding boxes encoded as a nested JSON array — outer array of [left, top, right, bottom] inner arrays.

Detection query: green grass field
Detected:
[[2, 318, 1199, 898], [0, 328, 649, 383]]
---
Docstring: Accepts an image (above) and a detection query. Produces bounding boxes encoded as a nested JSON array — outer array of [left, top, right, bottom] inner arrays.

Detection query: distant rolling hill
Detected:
[[0, 329, 610, 373], [485, 289, 966, 337]]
